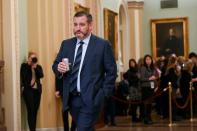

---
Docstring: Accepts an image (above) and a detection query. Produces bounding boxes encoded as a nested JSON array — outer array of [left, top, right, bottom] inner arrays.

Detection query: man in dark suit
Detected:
[[52, 11, 117, 131], [162, 28, 183, 57]]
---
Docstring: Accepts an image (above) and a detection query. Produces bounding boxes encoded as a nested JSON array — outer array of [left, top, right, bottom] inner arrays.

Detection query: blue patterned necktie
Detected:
[[70, 41, 84, 93]]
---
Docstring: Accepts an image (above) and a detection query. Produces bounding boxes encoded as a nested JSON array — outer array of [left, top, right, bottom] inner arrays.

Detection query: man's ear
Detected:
[[89, 22, 93, 31]]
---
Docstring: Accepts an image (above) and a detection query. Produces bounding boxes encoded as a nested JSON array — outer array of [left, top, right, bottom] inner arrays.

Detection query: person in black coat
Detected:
[[180, 61, 193, 101], [55, 76, 76, 131], [179, 60, 193, 118], [164, 56, 181, 121], [139, 55, 158, 124], [126, 59, 142, 122], [116, 73, 129, 116], [20, 52, 44, 131], [189, 52, 197, 115], [103, 88, 116, 126]]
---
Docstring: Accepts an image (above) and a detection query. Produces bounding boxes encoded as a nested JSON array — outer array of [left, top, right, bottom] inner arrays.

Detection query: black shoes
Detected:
[[104, 122, 117, 126], [110, 122, 117, 126], [132, 118, 141, 123], [143, 118, 153, 125]]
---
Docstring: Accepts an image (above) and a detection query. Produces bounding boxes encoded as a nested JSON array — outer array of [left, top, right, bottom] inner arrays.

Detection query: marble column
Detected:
[[127, 1, 144, 61]]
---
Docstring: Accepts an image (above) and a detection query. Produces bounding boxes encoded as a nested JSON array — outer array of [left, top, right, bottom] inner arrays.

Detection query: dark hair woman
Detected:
[[139, 54, 158, 124], [126, 59, 142, 122]]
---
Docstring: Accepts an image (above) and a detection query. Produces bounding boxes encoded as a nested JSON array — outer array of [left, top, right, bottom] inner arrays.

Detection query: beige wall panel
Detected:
[[27, 0, 39, 52], [63, 0, 68, 38], [128, 10, 136, 60], [39, 0, 53, 128], [139, 9, 144, 57], [87, 0, 98, 34], [2, 0, 21, 130], [54, 0, 67, 52], [27, 0, 68, 129]]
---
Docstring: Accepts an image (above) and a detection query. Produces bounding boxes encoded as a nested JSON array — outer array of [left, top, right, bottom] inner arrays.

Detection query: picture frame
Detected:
[[104, 8, 118, 60], [151, 17, 188, 58], [74, 3, 90, 13]]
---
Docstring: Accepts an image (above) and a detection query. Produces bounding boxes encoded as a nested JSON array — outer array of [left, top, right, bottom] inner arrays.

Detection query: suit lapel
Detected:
[[68, 38, 77, 66]]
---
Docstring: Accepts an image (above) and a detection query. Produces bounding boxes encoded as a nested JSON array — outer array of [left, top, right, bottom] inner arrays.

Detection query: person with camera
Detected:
[[20, 51, 44, 131]]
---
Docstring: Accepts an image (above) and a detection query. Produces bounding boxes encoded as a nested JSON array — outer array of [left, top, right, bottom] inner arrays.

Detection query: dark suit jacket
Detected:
[[52, 34, 117, 112], [20, 63, 44, 93], [163, 35, 183, 57]]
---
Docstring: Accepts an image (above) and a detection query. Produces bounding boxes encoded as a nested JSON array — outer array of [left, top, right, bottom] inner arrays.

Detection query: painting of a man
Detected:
[[162, 28, 183, 56], [152, 17, 188, 58], [156, 22, 184, 57]]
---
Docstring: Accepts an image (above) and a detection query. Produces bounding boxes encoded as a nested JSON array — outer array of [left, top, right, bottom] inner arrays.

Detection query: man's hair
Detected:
[[189, 52, 197, 59], [74, 11, 92, 23]]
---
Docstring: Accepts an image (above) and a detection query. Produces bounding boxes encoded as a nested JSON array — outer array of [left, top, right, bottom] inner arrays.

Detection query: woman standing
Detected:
[[126, 59, 142, 122], [164, 55, 180, 121], [139, 55, 158, 124], [20, 52, 44, 131]]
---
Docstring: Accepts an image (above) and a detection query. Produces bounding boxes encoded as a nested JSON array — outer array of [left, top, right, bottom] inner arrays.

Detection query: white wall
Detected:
[[98, 0, 121, 38], [143, 0, 197, 55], [101, 0, 120, 12]]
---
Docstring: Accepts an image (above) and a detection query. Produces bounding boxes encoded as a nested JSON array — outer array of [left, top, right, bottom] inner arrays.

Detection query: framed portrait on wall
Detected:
[[74, 3, 90, 13], [151, 17, 188, 58], [104, 8, 118, 60]]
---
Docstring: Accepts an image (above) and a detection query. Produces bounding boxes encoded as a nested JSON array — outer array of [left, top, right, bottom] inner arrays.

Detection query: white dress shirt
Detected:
[[74, 34, 91, 92]]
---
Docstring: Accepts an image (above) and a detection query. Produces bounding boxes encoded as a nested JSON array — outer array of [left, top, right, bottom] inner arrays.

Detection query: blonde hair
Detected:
[[28, 51, 36, 58], [182, 60, 194, 73], [177, 56, 185, 65], [165, 56, 177, 76]]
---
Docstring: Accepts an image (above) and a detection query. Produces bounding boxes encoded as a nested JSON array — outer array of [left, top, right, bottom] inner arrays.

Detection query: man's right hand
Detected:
[[57, 61, 69, 73]]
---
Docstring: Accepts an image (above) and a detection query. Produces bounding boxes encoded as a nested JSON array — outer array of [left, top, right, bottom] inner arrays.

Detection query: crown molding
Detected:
[[127, 1, 144, 9]]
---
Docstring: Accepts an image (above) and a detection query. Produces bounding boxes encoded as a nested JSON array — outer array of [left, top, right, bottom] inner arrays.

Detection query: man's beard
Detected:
[[74, 31, 89, 39]]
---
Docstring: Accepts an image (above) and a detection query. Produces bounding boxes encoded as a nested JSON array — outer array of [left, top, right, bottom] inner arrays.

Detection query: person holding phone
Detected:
[[20, 51, 44, 131]]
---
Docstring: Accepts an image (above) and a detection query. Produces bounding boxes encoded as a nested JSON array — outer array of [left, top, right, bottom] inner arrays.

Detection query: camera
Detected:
[[31, 57, 38, 64]]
